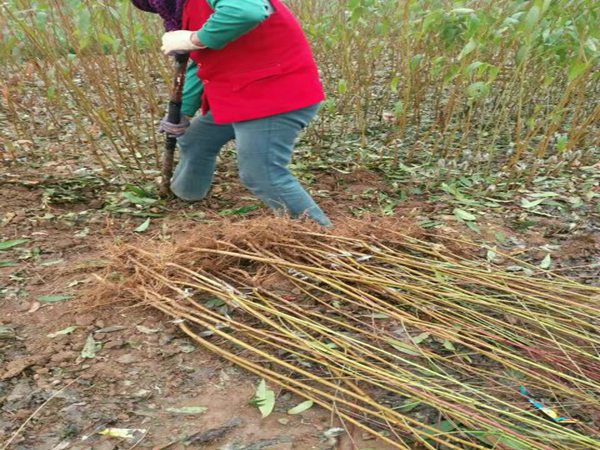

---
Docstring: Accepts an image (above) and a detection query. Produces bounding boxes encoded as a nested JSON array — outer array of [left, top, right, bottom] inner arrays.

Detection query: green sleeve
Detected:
[[196, 0, 272, 50], [181, 60, 204, 117]]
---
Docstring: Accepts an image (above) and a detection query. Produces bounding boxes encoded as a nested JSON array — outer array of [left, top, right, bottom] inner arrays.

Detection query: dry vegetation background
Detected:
[[2, 0, 598, 182], [1, 1, 599, 449]]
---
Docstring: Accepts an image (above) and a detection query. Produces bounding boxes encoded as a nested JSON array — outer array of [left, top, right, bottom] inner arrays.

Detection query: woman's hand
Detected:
[[159, 115, 191, 137], [161, 30, 206, 55]]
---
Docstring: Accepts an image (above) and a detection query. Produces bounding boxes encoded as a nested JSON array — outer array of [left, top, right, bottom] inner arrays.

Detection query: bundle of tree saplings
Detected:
[[108, 218, 600, 450]]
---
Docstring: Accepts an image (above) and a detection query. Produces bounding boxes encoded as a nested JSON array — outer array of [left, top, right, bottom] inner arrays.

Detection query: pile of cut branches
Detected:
[[105, 218, 600, 449]]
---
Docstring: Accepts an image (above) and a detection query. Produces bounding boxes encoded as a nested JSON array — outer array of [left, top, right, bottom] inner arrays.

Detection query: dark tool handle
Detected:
[[160, 53, 190, 198]]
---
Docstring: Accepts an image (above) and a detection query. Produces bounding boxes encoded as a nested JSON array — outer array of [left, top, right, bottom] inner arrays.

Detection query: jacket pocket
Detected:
[[231, 64, 283, 92]]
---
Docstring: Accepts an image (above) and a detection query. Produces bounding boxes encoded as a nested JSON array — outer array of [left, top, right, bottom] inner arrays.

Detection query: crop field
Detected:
[[0, 1, 599, 449]]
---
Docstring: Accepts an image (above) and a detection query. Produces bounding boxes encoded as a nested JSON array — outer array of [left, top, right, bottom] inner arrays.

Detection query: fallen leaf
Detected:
[[0, 239, 29, 251], [251, 379, 276, 418], [178, 342, 196, 353], [98, 428, 146, 440], [486, 248, 497, 262], [219, 205, 259, 217], [95, 325, 127, 333], [47, 326, 77, 338], [0, 260, 17, 268], [81, 334, 101, 359], [412, 332, 430, 344], [443, 340, 456, 352], [166, 406, 208, 415], [521, 198, 546, 209], [388, 339, 420, 356], [453, 208, 477, 221], [122, 192, 157, 206], [371, 312, 390, 319], [397, 399, 421, 412], [134, 218, 151, 233], [288, 400, 314, 415], [323, 428, 345, 438], [136, 325, 159, 334], [540, 253, 552, 270], [38, 295, 73, 303]]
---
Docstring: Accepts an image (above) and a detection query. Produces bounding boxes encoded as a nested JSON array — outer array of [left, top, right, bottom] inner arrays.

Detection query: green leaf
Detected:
[[436, 420, 456, 433], [524, 5, 540, 28], [38, 295, 74, 303], [515, 44, 530, 65], [412, 332, 431, 345], [443, 340, 456, 352], [47, 326, 77, 338], [0, 239, 29, 251], [540, 254, 552, 270], [287, 400, 314, 415], [421, 420, 456, 442], [466, 81, 489, 99], [495, 232, 507, 244], [251, 379, 276, 418], [458, 39, 477, 60], [454, 208, 477, 221], [372, 312, 390, 319], [394, 100, 404, 116], [166, 406, 208, 415], [567, 196, 584, 208], [205, 298, 226, 308], [466, 220, 480, 233], [0, 260, 18, 268], [520, 198, 546, 209], [452, 8, 475, 14], [389, 339, 420, 356], [568, 61, 588, 81], [134, 218, 151, 233], [81, 334, 101, 359], [529, 192, 559, 198], [396, 400, 421, 412], [122, 191, 157, 206], [219, 205, 259, 217]]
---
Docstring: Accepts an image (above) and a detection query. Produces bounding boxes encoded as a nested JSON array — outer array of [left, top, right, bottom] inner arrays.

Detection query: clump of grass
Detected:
[[104, 218, 600, 449]]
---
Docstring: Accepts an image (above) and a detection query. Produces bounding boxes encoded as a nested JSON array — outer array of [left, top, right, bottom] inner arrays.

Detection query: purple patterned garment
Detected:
[[131, 0, 187, 31]]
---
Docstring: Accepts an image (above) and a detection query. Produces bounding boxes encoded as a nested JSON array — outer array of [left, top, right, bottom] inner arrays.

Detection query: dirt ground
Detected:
[[1, 167, 598, 449]]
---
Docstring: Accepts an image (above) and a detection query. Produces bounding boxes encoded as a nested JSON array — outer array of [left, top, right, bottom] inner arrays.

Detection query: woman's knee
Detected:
[[238, 165, 264, 192], [239, 162, 295, 194]]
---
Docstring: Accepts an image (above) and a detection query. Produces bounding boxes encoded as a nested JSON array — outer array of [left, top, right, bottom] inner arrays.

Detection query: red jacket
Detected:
[[182, 0, 325, 124]]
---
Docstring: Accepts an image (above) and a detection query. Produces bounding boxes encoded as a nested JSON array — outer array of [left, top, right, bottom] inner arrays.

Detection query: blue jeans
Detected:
[[171, 104, 331, 227]]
